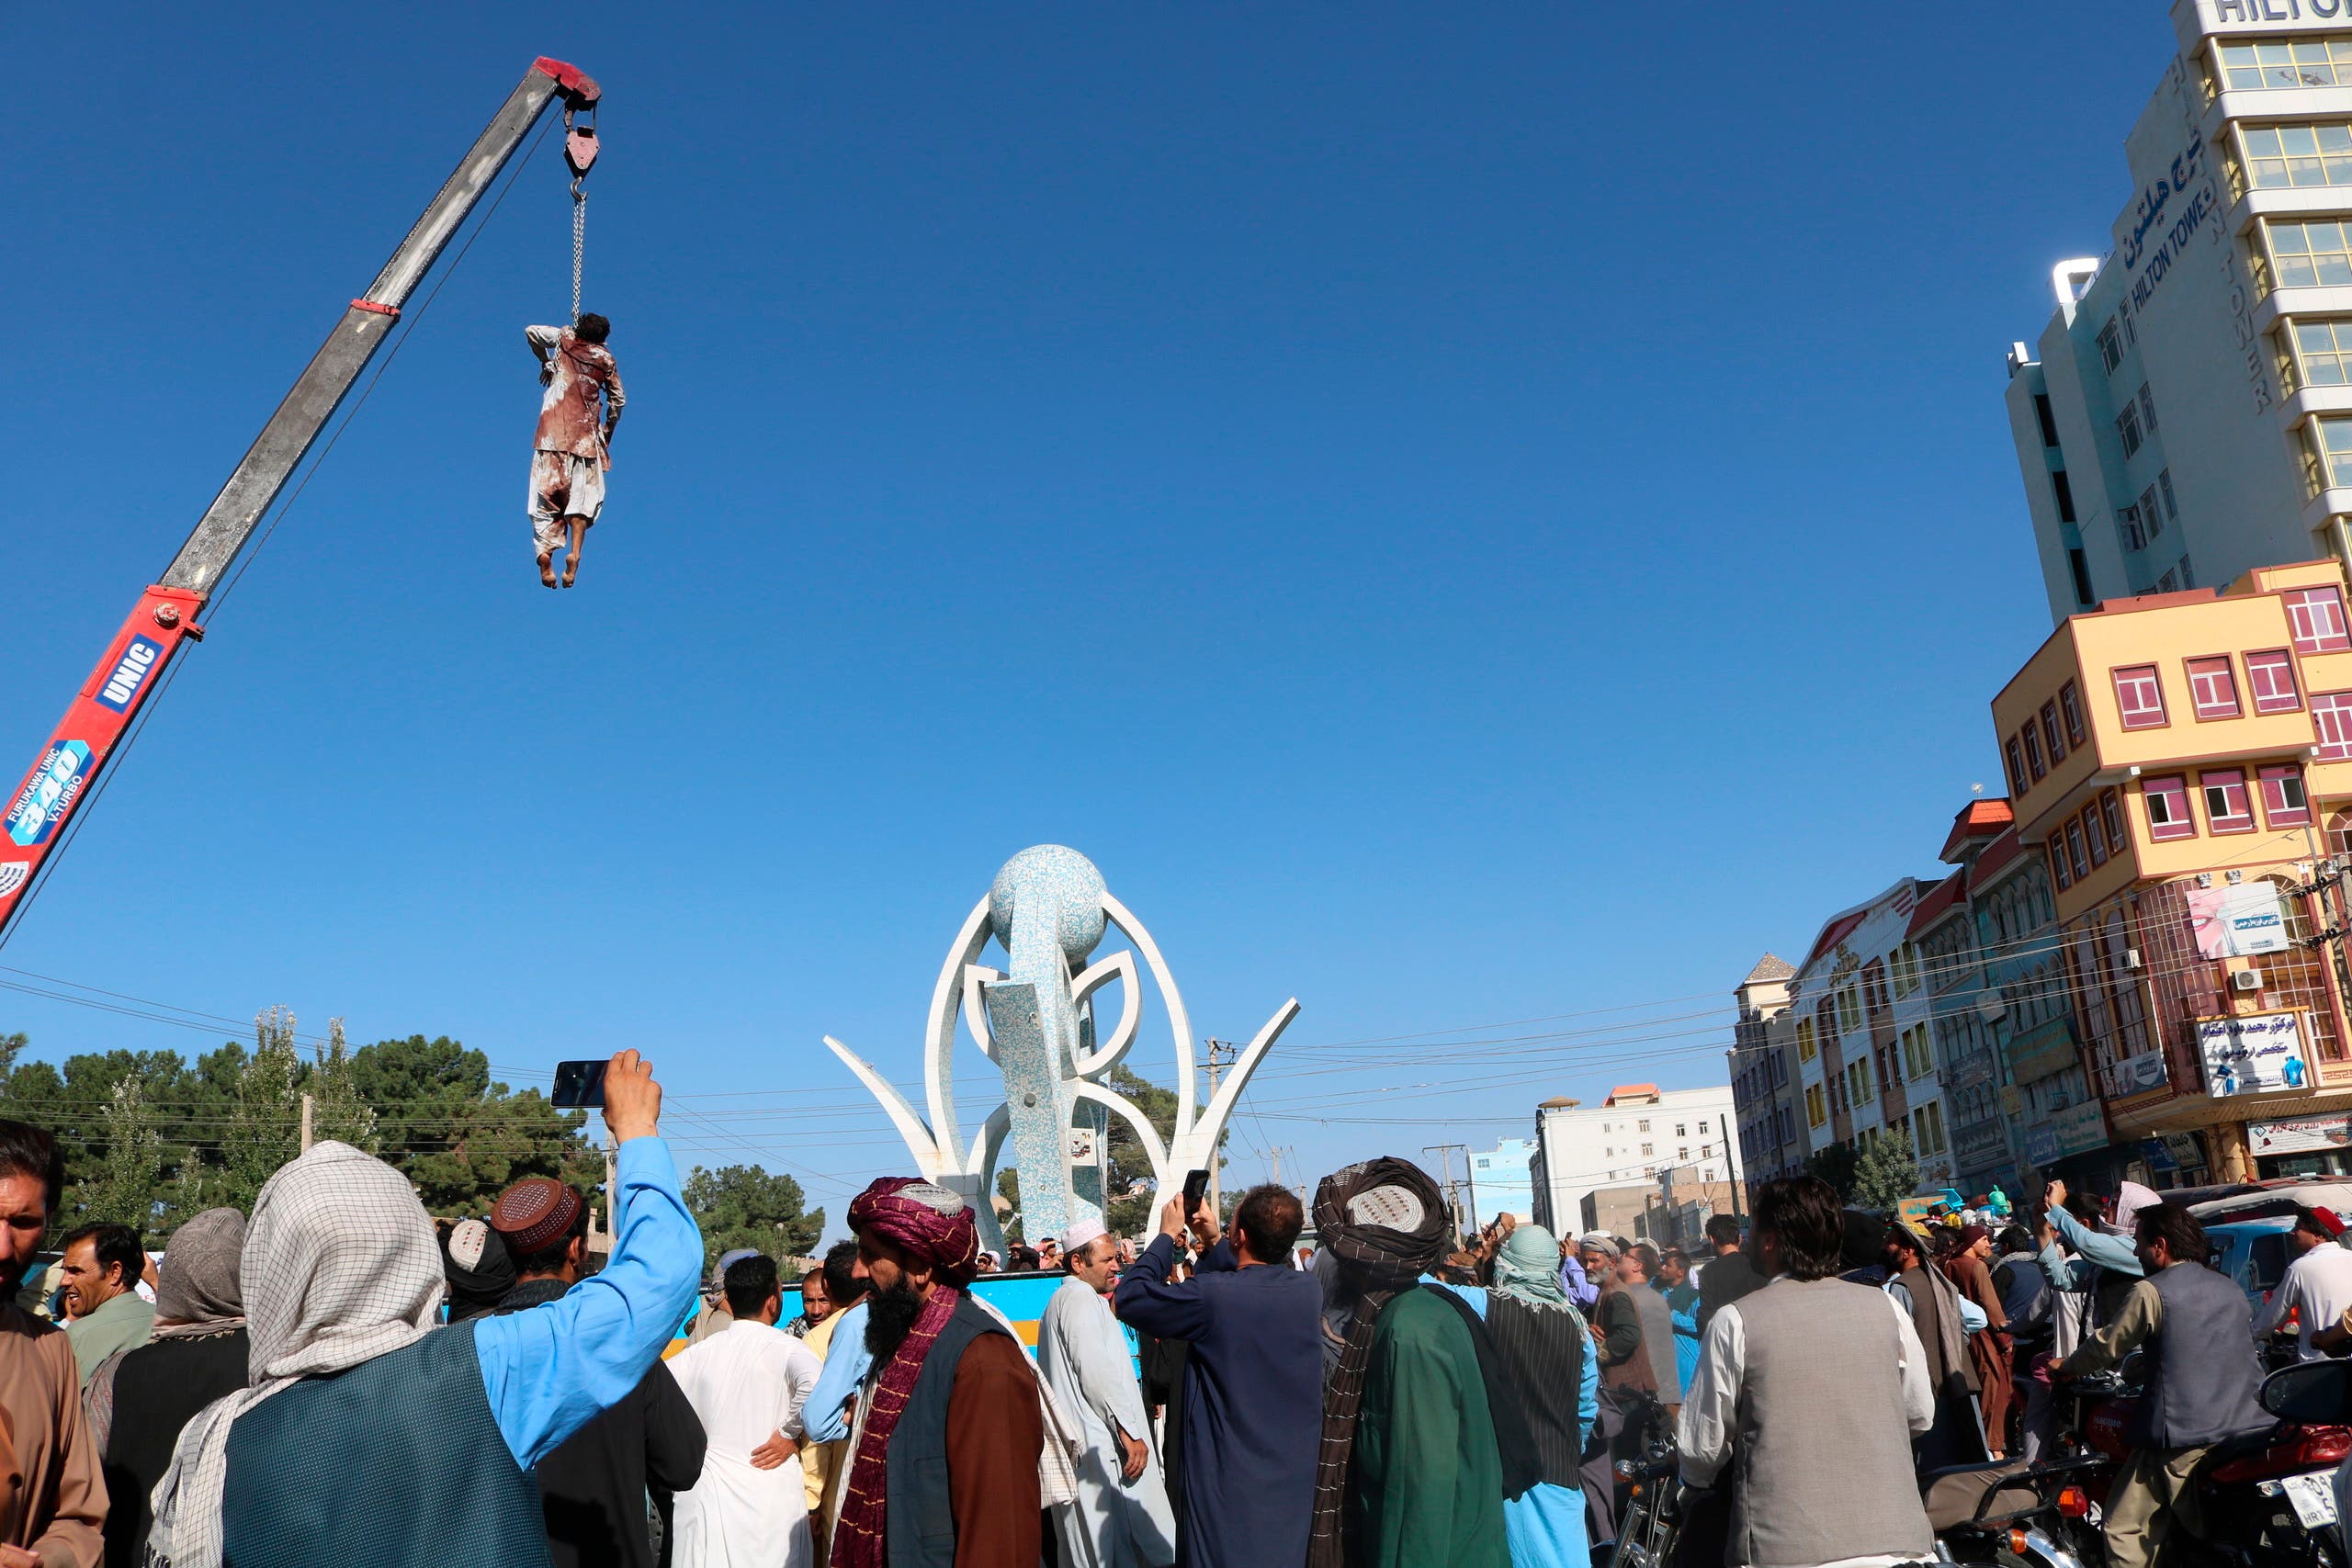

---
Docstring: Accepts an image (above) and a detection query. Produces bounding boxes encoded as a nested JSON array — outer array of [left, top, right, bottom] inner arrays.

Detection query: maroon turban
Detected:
[[846, 1177, 979, 1282]]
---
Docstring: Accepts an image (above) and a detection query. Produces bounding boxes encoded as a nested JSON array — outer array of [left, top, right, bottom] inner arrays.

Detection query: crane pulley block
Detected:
[[565, 120, 599, 181]]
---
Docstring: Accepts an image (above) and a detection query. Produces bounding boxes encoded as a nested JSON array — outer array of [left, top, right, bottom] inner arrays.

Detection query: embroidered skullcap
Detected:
[[487, 1176, 584, 1255], [440, 1218, 513, 1323], [847, 1177, 980, 1283], [1061, 1217, 1108, 1255]]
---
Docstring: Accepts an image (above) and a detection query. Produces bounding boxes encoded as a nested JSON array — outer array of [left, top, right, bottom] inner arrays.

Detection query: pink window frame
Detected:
[[2288, 587, 2352, 655], [2261, 764, 2312, 828], [2144, 775, 2196, 841], [2114, 665, 2168, 729], [2060, 681, 2086, 747], [2201, 768, 2255, 833], [2246, 649, 2301, 714], [2316, 692, 2352, 761], [2185, 654, 2242, 721]]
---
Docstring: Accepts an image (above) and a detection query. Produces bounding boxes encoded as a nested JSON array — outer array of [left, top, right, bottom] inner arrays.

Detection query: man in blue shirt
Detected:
[[1115, 1185, 1322, 1568], [147, 1049, 702, 1568]]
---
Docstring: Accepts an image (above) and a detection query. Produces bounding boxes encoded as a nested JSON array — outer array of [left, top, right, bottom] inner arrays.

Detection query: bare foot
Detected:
[[561, 558, 579, 588], [537, 554, 558, 589]]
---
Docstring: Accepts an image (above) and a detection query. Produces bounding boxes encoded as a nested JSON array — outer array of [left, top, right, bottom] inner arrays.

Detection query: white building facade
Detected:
[[1789, 879, 1957, 1190], [1529, 1083, 1737, 1237], [2007, 0, 2352, 626]]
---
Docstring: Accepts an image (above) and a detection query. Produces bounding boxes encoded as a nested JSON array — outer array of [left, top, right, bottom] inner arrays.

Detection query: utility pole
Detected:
[[299, 1092, 314, 1155], [1424, 1143, 1469, 1245], [1204, 1039, 1236, 1212]]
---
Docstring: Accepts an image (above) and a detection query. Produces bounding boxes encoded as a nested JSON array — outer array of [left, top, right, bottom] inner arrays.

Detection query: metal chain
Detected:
[[571, 186, 586, 322]]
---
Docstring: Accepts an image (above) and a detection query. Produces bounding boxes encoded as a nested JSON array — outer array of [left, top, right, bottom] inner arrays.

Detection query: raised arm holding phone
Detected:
[[146, 1049, 704, 1568]]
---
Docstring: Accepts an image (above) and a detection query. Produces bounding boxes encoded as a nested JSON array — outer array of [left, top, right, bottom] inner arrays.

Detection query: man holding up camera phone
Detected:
[[1114, 1180, 1322, 1568], [147, 1049, 704, 1568]]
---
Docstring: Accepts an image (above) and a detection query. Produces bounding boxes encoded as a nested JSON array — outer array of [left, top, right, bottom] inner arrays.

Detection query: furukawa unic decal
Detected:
[[6, 739, 94, 849]]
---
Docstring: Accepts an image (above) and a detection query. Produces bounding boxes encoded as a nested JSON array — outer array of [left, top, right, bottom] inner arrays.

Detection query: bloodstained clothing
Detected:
[[527, 326, 625, 459]]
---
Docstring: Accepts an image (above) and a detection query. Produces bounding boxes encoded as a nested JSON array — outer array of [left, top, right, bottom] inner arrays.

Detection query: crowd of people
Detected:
[[0, 1051, 2324, 1568]]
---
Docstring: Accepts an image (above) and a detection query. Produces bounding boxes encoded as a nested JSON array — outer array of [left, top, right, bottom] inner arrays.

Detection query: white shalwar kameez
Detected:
[[665, 1318, 824, 1568], [1036, 1276, 1177, 1568]]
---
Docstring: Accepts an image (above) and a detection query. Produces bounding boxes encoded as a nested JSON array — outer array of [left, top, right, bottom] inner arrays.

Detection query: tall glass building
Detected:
[[2007, 0, 2352, 624]]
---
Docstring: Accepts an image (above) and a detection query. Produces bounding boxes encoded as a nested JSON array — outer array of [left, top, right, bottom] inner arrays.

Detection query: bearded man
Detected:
[[830, 1178, 1041, 1568], [1039, 1219, 1174, 1568], [0, 1120, 104, 1568]]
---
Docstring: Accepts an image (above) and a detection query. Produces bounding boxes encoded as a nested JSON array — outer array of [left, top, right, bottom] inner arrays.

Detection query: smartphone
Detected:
[[1182, 1168, 1210, 1213], [551, 1059, 609, 1110]]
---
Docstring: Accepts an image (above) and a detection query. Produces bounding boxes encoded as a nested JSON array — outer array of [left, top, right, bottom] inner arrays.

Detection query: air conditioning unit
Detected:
[[2123, 949, 2144, 970], [2233, 969, 2266, 993]]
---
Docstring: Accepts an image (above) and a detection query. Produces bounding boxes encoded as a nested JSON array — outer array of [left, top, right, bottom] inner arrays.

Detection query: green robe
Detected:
[[1348, 1287, 1510, 1568]]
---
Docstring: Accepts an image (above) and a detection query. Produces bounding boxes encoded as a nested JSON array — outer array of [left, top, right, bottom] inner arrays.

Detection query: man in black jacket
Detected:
[[489, 1176, 707, 1568], [1695, 1213, 1763, 1333]]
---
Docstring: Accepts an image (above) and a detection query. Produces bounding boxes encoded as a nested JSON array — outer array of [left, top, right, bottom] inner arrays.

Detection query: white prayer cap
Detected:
[[1061, 1217, 1108, 1254]]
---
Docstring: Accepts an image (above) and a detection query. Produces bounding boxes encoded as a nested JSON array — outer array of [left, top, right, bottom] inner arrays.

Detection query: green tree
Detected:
[[308, 1018, 379, 1152], [220, 1010, 305, 1211], [83, 1076, 165, 1229], [1100, 1065, 1177, 1237], [349, 1034, 597, 1215], [1803, 1143, 1860, 1201], [995, 1168, 1023, 1246], [1850, 1131, 1922, 1213], [683, 1164, 822, 1269]]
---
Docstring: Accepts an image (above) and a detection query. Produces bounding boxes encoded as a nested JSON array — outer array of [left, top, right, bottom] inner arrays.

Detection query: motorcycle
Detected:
[[1609, 1395, 1687, 1568], [1922, 1452, 2111, 1568], [2062, 1356, 2352, 1567]]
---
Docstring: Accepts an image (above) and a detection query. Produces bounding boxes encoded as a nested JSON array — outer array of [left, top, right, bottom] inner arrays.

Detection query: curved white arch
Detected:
[[961, 964, 1005, 1064], [1069, 949, 1141, 1077], [825, 1034, 946, 1177], [1101, 892, 1196, 1133], [1074, 1079, 1170, 1189], [922, 897, 995, 1161]]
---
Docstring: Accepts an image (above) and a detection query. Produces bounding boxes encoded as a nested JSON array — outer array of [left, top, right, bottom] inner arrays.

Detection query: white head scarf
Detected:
[[147, 1141, 447, 1568], [2110, 1181, 2163, 1239]]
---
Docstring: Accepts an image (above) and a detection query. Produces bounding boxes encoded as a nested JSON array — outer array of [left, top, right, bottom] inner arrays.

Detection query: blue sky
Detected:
[[0, 3, 2173, 1230]]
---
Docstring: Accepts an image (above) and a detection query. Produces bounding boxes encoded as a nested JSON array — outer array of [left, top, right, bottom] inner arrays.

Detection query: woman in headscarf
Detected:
[[88, 1207, 251, 1568], [1476, 1225, 1599, 1568]]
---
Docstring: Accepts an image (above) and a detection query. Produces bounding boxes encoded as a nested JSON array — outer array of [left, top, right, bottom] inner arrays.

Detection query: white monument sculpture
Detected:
[[826, 844, 1297, 1253]]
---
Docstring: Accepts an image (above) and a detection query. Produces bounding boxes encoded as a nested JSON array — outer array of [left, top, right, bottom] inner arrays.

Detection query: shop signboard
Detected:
[[2187, 883, 2291, 960], [2248, 1115, 2352, 1156], [2197, 1011, 2316, 1098], [2025, 1125, 2061, 1167], [1955, 1117, 2010, 1171], [2006, 1017, 2079, 1085], [2105, 1050, 2171, 1099], [2052, 1100, 2109, 1156]]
